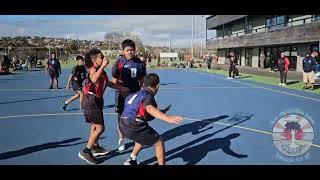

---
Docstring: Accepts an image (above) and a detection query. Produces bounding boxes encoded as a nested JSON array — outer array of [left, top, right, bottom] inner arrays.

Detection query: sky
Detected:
[[0, 15, 216, 48]]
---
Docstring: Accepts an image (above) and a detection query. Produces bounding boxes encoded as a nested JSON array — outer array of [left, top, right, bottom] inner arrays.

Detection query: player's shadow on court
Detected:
[[166, 133, 247, 165], [98, 115, 231, 163], [0, 95, 71, 105], [235, 75, 252, 79], [285, 81, 300, 85], [0, 137, 105, 160], [140, 113, 253, 165], [121, 115, 229, 151], [160, 83, 178, 86]]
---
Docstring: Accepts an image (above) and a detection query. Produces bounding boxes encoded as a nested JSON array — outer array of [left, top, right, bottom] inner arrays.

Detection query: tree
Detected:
[[104, 31, 144, 50]]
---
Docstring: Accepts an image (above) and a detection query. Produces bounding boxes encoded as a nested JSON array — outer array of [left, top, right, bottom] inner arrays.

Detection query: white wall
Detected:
[[252, 48, 259, 67]]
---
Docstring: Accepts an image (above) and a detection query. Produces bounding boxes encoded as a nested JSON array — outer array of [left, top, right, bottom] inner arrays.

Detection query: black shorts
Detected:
[[82, 94, 104, 124], [119, 118, 160, 146], [71, 80, 83, 92], [49, 69, 59, 79], [115, 90, 125, 114]]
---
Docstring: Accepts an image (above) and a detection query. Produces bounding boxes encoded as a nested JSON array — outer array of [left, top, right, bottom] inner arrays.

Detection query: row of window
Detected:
[[243, 15, 320, 34]]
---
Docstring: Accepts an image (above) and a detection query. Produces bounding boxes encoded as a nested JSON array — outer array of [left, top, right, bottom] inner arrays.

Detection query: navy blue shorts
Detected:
[[82, 94, 104, 124], [71, 80, 83, 92], [119, 118, 160, 146], [48, 69, 59, 79]]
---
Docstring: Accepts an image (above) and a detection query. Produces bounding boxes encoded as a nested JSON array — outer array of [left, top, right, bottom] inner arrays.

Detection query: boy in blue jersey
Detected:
[[112, 39, 146, 151], [119, 73, 183, 165]]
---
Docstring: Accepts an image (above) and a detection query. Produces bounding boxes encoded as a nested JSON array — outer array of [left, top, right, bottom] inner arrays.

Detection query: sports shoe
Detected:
[[118, 139, 125, 151], [124, 157, 138, 165], [62, 102, 67, 111], [92, 145, 109, 157], [78, 151, 99, 165]]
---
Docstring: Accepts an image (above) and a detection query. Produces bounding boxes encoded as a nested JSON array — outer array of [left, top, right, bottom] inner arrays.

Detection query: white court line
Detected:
[[184, 117, 320, 149], [0, 112, 117, 119], [0, 112, 318, 148], [189, 69, 320, 103]]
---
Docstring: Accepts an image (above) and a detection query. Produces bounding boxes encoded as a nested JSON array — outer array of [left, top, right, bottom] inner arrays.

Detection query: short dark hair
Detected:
[[51, 52, 56, 55], [84, 48, 102, 68], [144, 73, 160, 88], [121, 39, 136, 50], [76, 55, 84, 61]]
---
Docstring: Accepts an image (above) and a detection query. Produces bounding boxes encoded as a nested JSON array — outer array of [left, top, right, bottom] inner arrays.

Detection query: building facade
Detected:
[[206, 15, 320, 72]]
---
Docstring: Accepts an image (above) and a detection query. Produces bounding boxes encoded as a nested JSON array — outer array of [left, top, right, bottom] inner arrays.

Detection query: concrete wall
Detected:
[[241, 49, 245, 66], [207, 21, 320, 50], [217, 49, 226, 64], [252, 48, 259, 67], [296, 57, 304, 72]]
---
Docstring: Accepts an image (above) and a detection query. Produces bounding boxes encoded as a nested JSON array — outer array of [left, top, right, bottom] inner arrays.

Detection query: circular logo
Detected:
[[272, 113, 314, 157]]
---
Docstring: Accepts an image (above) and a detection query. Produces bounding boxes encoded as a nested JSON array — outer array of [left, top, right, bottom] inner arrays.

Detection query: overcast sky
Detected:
[[0, 15, 216, 48]]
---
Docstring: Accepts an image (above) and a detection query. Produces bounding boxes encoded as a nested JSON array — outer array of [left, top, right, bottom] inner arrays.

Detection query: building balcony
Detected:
[[207, 19, 320, 49]]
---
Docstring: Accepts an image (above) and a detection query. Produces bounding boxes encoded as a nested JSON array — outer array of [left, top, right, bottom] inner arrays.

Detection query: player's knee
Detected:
[[154, 137, 164, 146], [95, 124, 105, 134]]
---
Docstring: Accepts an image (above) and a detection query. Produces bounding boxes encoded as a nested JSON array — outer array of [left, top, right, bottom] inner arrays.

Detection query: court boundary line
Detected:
[[0, 112, 318, 148], [187, 69, 320, 103]]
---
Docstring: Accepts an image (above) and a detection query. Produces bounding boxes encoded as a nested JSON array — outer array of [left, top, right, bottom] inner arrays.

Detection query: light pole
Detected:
[[169, 32, 171, 53], [191, 15, 194, 60]]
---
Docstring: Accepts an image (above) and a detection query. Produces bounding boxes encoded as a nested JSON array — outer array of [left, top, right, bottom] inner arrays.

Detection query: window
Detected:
[[244, 23, 253, 34], [266, 16, 287, 30], [313, 15, 320, 22]]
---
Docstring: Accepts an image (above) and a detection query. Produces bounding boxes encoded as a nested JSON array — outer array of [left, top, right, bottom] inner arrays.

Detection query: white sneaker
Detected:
[[118, 139, 125, 151], [227, 77, 233, 79], [124, 157, 138, 165], [279, 83, 282, 86]]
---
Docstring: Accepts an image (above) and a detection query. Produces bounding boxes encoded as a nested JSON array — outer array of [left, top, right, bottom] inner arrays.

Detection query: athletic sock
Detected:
[[130, 153, 137, 161]]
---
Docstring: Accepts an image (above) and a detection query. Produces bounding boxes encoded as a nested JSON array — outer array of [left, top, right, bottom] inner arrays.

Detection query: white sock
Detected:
[[118, 139, 124, 145], [130, 153, 137, 161]]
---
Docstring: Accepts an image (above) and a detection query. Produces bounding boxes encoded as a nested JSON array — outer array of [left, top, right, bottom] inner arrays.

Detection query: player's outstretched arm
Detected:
[[106, 81, 130, 97], [145, 105, 183, 124], [160, 105, 171, 114]]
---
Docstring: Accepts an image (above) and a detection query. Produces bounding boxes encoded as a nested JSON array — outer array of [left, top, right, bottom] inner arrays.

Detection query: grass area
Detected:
[[196, 68, 320, 94]]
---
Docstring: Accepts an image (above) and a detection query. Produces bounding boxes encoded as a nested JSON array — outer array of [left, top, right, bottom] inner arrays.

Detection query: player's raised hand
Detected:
[[101, 57, 109, 68], [166, 115, 183, 124]]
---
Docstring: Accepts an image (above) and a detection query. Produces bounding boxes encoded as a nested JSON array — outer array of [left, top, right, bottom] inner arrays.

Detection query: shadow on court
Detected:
[[0, 137, 106, 160], [286, 81, 300, 85], [98, 113, 253, 164], [140, 112, 253, 165], [159, 82, 178, 86], [235, 76, 252, 79], [0, 95, 71, 105], [166, 133, 247, 165]]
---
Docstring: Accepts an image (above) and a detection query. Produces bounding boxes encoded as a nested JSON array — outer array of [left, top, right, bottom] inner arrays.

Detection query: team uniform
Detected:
[[70, 65, 87, 91], [112, 56, 146, 114], [81, 67, 108, 124], [119, 88, 159, 146], [47, 58, 61, 79]]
